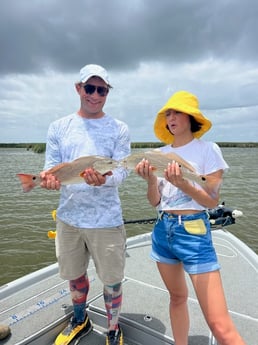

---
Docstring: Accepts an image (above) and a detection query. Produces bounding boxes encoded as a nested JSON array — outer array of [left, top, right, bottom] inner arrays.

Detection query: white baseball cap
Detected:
[[79, 64, 111, 85]]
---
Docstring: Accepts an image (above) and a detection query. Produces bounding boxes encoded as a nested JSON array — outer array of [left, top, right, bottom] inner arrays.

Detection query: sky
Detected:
[[0, 0, 258, 143]]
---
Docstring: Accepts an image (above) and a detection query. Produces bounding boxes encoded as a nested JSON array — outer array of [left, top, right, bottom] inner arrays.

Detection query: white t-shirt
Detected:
[[156, 139, 229, 211]]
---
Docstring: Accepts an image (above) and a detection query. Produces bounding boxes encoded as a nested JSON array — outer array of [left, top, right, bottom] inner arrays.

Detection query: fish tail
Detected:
[[16, 173, 39, 193], [182, 170, 207, 186]]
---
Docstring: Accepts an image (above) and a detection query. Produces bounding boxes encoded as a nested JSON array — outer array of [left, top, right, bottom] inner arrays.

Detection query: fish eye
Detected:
[[32, 176, 37, 180]]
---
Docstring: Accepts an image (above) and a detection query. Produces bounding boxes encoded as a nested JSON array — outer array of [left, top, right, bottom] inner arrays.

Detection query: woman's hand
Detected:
[[135, 159, 160, 207], [164, 161, 188, 188], [135, 159, 156, 182]]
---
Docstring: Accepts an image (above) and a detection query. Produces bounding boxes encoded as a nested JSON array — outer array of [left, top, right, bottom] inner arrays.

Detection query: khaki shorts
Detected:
[[55, 218, 126, 285]]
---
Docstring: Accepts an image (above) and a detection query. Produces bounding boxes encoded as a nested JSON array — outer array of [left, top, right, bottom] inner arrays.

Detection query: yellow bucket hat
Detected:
[[154, 90, 212, 144]]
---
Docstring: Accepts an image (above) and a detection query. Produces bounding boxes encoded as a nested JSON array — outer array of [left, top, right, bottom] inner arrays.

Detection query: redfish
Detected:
[[17, 155, 121, 193], [124, 150, 207, 186]]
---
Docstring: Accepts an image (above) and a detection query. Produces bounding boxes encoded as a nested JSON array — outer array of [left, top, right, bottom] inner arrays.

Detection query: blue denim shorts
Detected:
[[151, 211, 220, 274]]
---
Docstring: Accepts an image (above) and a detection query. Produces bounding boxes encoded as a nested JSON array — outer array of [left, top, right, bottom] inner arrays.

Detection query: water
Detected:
[[0, 147, 257, 286]]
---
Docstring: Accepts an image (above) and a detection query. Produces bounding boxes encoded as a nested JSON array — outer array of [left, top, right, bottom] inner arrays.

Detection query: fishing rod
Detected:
[[48, 203, 242, 239], [124, 218, 156, 225], [123, 203, 243, 228]]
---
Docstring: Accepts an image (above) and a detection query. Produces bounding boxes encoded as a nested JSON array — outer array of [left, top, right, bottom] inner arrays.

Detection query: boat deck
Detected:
[[0, 230, 257, 345]]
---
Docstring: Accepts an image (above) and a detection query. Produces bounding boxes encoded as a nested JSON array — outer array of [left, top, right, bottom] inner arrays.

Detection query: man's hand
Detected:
[[40, 172, 61, 190], [82, 168, 112, 186]]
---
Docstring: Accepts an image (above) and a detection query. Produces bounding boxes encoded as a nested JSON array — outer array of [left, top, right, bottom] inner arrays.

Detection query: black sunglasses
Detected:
[[83, 84, 109, 97]]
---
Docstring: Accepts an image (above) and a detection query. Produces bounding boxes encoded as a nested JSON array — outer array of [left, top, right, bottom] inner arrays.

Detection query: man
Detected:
[[40, 64, 131, 345]]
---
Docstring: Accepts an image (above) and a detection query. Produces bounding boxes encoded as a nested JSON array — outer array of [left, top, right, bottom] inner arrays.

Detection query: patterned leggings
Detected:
[[69, 274, 122, 330]]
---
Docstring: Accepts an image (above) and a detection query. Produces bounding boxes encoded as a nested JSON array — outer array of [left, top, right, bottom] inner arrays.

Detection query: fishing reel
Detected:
[[208, 202, 243, 228]]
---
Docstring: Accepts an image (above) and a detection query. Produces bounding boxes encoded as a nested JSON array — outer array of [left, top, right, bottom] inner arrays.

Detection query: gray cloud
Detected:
[[1, 0, 258, 74], [0, 0, 257, 143]]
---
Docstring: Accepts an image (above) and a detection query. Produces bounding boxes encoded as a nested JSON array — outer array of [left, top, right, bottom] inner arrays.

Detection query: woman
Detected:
[[135, 90, 246, 345]]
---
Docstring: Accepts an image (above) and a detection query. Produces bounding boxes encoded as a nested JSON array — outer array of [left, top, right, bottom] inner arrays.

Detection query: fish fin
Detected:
[[47, 162, 70, 174], [150, 167, 157, 171], [16, 173, 39, 193], [102, 171, 113, 176]]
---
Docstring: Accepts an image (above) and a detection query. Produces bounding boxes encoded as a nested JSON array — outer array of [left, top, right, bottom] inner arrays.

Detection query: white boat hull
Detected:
[[0, 230, 257, 345]]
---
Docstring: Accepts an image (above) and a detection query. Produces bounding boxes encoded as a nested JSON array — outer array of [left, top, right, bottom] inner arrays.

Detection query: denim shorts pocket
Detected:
[[183, 219, 207, 235]]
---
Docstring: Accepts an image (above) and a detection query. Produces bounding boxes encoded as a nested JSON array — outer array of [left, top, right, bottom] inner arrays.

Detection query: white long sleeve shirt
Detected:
[[44, 112, 131, 228]]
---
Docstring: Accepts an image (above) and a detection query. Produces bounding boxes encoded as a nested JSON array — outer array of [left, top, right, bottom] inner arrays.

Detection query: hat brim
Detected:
[[154, 105, 212, 144], [81, 73, 110, 85]]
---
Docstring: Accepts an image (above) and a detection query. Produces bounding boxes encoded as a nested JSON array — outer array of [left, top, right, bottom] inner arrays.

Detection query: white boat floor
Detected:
[[0, 230, 257, 345]]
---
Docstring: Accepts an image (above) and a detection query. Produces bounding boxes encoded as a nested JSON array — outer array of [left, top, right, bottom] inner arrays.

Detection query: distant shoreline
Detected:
[[0, 142, 257, 153]]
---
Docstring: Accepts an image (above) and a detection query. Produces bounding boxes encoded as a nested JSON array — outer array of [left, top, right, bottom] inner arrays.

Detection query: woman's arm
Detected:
[[165, 161, 223, 208]]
